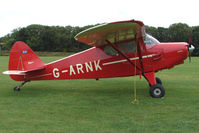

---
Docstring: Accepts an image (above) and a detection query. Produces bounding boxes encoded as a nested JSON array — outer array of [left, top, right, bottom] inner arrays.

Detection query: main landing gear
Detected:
[[149, 78, 165, 98], [13, 80, 30, 91], [143, 72, 165, 98]]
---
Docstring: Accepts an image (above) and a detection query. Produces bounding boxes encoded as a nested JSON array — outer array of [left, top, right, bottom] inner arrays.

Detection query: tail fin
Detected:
[[5, 41, 46, 81], [9, 41, 45, 71]]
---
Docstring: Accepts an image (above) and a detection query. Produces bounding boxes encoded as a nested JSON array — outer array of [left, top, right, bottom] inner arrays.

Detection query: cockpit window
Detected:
[[144, 34, 160, 48], [104, 34, 159, 55]]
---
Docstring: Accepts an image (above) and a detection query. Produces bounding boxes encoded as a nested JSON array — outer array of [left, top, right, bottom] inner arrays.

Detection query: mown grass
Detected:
[[0, 56, 199, 133]]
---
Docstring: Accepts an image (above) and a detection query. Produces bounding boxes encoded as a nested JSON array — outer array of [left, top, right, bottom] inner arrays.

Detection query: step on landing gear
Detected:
[[13, 80, 30, 91]]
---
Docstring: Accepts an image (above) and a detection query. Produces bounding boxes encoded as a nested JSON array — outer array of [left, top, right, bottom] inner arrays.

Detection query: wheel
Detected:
[[13, 86, 20, 91], [156, 77, 162, 85], [149, 84, 165, 98]]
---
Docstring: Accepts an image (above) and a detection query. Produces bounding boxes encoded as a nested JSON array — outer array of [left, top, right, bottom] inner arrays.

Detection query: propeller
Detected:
[[188, 32, 195, 63]]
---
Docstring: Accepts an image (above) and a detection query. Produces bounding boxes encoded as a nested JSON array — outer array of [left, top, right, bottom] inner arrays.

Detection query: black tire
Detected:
[[13, 86, 20, 91], [156, 77, 162, 85], [149, 84, 165, 98]]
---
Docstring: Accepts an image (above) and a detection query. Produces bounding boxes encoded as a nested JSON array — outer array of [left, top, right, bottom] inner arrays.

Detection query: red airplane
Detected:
[[3, 20, 194, 98]]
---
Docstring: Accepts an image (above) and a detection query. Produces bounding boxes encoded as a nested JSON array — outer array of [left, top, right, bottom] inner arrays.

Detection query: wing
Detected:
[[75, 20, 145, 47]]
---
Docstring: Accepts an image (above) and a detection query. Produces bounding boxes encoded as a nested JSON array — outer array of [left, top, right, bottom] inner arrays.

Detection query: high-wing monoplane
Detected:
[[3, 20, 194, 98]]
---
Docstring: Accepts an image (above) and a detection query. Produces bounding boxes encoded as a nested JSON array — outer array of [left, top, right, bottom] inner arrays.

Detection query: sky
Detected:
[[0, 0, 199, 37]]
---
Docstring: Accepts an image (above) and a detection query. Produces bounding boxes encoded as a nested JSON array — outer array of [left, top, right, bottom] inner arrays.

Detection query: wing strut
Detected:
[[105, 40, 141, 72], [136, 38, 145, 73]]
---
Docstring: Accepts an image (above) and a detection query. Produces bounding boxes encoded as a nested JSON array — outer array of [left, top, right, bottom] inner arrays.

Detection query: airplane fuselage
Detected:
[[21, 42, 188, 81], [4, 19, 192, 98]]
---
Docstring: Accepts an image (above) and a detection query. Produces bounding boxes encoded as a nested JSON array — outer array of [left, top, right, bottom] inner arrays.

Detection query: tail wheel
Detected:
[[149, 84, 165, 98], [13, 86, 20, 91]]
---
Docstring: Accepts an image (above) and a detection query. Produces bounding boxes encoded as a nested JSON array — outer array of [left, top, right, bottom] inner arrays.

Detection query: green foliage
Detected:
[[1, 23, 199, 55], [1, 25, 94, 52], [168, 23, 190, 42], [191, 26, 199, 56]]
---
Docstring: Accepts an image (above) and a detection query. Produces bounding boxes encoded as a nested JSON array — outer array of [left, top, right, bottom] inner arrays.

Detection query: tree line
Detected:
[[0, 23, 199, 56]]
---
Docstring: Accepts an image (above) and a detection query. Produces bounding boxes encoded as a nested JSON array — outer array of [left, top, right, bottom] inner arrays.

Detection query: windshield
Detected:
[[144, 34, 160, 48]]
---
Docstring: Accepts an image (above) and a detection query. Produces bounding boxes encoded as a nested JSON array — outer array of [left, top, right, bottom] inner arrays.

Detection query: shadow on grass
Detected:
[[5, 79, 150, 99]]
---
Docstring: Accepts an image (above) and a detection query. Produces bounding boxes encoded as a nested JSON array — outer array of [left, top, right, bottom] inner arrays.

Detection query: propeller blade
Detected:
[[188, 45, 195, 63], [189, 53, 191, 63], [188, 31, 194, 63], [189, 32, 191, 44]]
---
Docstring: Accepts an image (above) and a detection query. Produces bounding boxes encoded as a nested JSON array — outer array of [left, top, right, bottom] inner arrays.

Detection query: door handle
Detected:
[[152, 54, 161, 61]]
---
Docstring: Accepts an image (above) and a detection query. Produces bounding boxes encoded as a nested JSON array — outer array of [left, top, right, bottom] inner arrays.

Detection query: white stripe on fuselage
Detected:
[[103, 54, 154, 66], [62, 70, 68, 73]]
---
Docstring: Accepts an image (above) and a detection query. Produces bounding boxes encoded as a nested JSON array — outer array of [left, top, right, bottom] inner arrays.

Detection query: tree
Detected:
[[0, 23, 199, 56], [168, 23, 190, 42], [145, 26, 158, 38], [191, 26, 199, 56], [157, 27, 169, 42]]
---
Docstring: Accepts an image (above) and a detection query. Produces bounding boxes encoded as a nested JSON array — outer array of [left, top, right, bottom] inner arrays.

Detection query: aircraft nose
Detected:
[[176, 43, 189, 60]]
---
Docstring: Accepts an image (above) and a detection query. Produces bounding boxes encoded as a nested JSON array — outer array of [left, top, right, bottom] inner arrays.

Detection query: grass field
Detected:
[[0, 56, 199, 133]]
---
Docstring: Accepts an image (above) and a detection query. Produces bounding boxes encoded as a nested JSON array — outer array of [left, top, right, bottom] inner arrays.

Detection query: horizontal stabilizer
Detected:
[[2, 66, 45, 75], [3, 70, 26, 75]]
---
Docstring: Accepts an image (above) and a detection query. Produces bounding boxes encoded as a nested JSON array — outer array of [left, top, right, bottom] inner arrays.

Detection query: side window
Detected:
[[122, 41, 136, 53], [104, 41, 137, 56], [117, 41, 137, 54], [104, 46, 118, 56]]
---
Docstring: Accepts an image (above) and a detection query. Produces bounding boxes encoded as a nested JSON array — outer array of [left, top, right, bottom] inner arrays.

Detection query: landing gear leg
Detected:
[[143, 72, 165, 98], [13, 80, 30, 91]]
